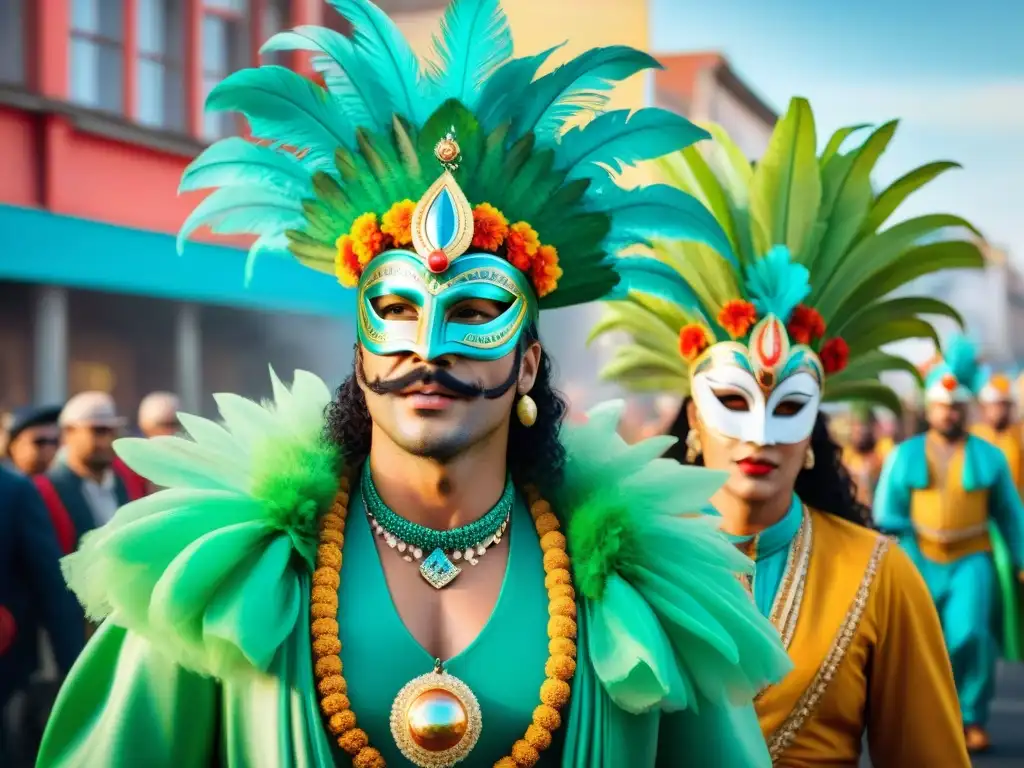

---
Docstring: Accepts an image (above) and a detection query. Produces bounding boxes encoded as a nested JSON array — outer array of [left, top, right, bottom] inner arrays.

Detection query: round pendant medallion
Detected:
[[390, 666, 482, 767]]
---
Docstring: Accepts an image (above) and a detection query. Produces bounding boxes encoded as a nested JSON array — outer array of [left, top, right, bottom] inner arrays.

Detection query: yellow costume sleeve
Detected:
[[864, 544, 969, 767]]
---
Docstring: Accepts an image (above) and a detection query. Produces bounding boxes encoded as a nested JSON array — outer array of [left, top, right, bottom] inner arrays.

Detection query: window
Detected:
[[137, 0, 187, 131], [70, 0, 125, 113], [202, 0, 249, 140], [261, 0, 292, 66], [0, 0, 26, 84]]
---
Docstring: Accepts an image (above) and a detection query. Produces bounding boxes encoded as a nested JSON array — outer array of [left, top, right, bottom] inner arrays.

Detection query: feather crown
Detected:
[[177, 0, 729, 311], [591, 96, 985, 413]]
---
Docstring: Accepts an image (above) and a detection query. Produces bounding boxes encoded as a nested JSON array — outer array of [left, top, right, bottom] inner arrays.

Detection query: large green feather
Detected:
[[822, 381, 904, 414], [749, 97, 821, 261], [857, 161, 961, 237]]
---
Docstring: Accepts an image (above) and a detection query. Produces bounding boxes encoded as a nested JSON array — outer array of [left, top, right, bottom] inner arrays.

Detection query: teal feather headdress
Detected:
[[590, 97, 986, 414], [178, 0, 725, 310], [924, 334, 983, 403]]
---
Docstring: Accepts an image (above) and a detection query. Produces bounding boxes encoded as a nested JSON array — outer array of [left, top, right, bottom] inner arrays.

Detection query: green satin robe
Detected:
[[37, 493, 771, 767]]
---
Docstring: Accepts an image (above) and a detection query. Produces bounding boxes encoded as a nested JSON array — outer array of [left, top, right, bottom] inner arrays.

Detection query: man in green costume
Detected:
[[37, 1, 791, 766]]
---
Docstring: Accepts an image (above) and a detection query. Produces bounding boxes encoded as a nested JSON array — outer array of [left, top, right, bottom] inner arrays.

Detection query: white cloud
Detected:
[[793, 79, 1024, 135]]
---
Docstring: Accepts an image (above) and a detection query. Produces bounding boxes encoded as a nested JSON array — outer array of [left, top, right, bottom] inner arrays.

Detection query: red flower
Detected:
[[787, 304, 826, 345], [679, 324, 712, 362], [717, 299, 758, 339], [819, 337, 849, 375], [941, 373, 958, 392]]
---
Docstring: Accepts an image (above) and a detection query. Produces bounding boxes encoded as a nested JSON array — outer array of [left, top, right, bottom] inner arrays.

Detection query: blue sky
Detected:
[[651, 0, 1024, 261]]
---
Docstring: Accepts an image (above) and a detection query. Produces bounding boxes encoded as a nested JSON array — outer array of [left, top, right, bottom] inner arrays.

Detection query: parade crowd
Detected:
[[0, 391, 180, 765]]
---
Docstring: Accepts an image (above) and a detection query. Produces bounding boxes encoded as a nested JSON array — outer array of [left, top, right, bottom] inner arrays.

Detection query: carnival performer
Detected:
[[875, 336, 1024, 752], [842, 403, 884, 507], [971, 368, 1024, 492], [36, 2, 793, 767], [591, 96, 980, 766]]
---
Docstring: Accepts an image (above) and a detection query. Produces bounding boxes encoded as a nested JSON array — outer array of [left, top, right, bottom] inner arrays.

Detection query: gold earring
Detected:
[[685, 430, 702, 463], [516, 394, 537, 427], [803, 446, 815, 470]]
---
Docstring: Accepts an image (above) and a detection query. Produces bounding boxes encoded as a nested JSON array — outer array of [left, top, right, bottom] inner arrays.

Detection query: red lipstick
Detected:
[[737, 458, 776, 477]]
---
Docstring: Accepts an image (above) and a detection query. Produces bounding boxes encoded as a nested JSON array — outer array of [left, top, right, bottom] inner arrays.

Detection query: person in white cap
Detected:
[[30, 393, 144, 555], [137, 392, 181, 439], [972, 369, 1024, 494]]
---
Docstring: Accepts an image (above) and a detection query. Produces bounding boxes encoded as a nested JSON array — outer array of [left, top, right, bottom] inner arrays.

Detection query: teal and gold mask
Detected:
[[356, 159, 538, 361]]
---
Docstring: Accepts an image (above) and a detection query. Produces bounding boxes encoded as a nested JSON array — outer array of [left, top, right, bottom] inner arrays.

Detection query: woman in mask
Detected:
[[591, 97, 980, 766]]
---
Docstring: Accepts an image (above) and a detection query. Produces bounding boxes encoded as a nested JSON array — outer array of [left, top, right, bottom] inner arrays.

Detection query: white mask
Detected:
[[689, 316, 824, 446]]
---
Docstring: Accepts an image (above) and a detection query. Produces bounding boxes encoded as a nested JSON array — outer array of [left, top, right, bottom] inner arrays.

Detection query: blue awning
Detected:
[[0, 204, 349, 318]]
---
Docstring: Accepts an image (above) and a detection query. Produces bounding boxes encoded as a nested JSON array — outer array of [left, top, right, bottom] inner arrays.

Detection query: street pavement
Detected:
[[861, 662, 1024, 767], [973, 662, 1024, 767]]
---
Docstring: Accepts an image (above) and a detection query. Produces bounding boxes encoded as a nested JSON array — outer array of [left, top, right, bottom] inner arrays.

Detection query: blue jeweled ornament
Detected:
[[425, 187, 458, 250], [420, 548, 462, 590]]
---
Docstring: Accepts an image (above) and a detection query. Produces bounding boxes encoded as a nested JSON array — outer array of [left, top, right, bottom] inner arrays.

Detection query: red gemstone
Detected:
[[427, 249, 449, 273]]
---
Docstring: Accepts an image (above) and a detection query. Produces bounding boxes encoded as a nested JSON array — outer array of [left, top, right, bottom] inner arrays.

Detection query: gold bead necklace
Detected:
[[310, 475, 578, 768]]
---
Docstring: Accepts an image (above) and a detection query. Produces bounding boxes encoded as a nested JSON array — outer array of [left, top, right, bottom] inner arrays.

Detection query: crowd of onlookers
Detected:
[[0, 391, 181, 767]]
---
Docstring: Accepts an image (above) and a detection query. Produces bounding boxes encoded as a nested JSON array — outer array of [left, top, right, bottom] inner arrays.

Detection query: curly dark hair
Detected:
[[664, 398, 872, 527], [324, 328, 569, 491]]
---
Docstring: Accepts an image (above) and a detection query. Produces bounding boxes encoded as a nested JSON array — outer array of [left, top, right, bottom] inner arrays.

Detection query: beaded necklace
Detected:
[[362, 467, 513, 588], [311, 473, 579, 768]]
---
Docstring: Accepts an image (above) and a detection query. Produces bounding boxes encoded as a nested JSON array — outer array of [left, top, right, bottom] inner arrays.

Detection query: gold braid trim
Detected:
[[766, 535, 890, 763]]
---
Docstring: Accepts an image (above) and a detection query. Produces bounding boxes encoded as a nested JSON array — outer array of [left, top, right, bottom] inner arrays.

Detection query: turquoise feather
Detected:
[[555, 109, 710, 180], [427, 0, 513, 110], [328, 0, 426, 122], [179, 138, 314, 196], [608, 257, 709, 320], [475, 44, 563, 132], [176, 187, 305, 255], [259, 26, 387, 129], [742, 245, 811, 322], [941, 333, 981, 392], [511, 46, 662, 141], [591, 185, 738, 268], [206, 66, 356, 169]]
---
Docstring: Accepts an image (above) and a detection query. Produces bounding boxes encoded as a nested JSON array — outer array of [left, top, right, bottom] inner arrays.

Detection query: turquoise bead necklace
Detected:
[[361, 464, 513, 589]]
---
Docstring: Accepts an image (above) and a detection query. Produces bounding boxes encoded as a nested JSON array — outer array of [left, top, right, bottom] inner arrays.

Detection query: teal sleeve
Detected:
[[656, 699, 770, 767], [873, 449, 913, 535], [37, 621, 218, 767], [989, 454, 1024, 569]]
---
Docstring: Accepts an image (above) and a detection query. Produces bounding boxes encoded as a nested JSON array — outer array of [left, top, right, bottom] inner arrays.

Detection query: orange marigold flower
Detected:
[[678, 324, 712, 362], [349, 213, 387, 266], [334, 234, 361, 287], [505, 221, 540, 271], [380, 199, 415, 247], [717, 299, 758, 339], [530, 244, 562, 298], [471, 203, 509, 251], [819, 337, 850, 375], [787, 304, 826, 345], [941, 373, 959, 392]]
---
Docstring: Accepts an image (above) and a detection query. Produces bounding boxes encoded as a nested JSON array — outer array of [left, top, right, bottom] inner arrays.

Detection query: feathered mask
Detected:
[[592, 97, 984, 445], [177, 0, 726, 362]]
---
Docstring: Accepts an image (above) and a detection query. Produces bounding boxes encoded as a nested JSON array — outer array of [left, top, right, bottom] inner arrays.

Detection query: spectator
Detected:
[[2, 406, 62, 476], [33, 393, 143, 555], [0, 465, 84, 766], [137, 392, 181, 438]]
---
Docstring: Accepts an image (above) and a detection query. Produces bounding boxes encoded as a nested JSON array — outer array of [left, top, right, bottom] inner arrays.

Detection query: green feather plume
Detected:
[[180, 0, 718, 314], [591, 96, 984, 411]]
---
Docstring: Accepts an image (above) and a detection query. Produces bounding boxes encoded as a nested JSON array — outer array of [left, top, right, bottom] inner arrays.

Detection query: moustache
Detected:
[[358, 346, 521, 401]]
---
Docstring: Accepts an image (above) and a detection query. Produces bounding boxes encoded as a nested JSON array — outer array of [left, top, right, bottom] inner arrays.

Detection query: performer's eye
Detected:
[[371, 297, 418, 320], [447, 299, 508, 324], [773, 400, 807, 417], [714, 393, 749, 412]]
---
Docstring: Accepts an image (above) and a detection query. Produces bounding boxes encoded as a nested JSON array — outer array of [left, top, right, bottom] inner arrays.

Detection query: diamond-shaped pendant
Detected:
[[419, 548, 461, 589]]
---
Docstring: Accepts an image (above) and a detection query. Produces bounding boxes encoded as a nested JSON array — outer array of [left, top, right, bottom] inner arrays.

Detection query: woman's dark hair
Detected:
[[665, 398, 872, 527], [324, 327, 569, 491]]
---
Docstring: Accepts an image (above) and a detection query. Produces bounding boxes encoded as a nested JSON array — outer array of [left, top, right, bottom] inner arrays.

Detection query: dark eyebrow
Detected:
[[705, 375, 756, 400]]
